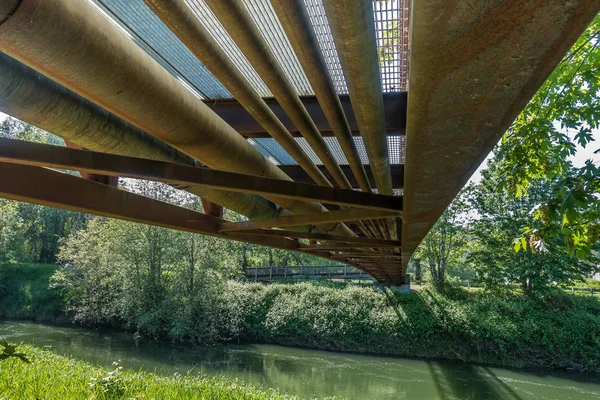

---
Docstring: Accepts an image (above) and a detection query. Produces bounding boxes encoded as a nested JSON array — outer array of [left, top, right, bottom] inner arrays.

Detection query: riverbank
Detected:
[[2, 263, 600, 373], [0, 344, 291, 399]]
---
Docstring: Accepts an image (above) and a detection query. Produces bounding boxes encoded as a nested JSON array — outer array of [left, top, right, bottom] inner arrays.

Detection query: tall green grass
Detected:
[[0, 345, 294, 399]]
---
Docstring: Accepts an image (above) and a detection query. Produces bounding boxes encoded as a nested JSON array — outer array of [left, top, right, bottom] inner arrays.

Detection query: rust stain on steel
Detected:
[[0, 0, 355, 237], [204, 0, 352, 190], [0, 52, 278, 221], [402, 0, 600, 271], [270, 0, 372, 193], [142, 0, 332, 188]]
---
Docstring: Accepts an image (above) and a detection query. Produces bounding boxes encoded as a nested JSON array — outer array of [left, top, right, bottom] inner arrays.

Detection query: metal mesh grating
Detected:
[[373, 0, 410, 92], [247, 136, 404, 166], [242, 0, 313, 96], [303, 0, 348, 94], [92, 0, 230, 99], [250, 138, 297, 165], [185, 0, 272, 97], [387, 136, 406, 164], [91, 0, 408, 97]]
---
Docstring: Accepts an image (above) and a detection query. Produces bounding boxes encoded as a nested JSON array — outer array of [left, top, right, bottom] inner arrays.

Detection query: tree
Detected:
[[467, 159, 599, 294], [414, 191, 468, 289], [496, 15, 600, 256], [0, 200, 25, 264]]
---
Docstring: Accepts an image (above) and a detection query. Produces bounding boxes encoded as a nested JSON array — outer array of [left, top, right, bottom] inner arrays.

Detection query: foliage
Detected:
[[8, 262, 600, 372], [0, 200, 25, 264], [413, 191, 468, 288], [0, 263, 65, 322], [0, 345, 292, 399], [0, 340, 29, 364], [223, 282, 600, 372], [496, 15, 600, 255], [467, 160, 599, 293], [0, 118, 90, 264]]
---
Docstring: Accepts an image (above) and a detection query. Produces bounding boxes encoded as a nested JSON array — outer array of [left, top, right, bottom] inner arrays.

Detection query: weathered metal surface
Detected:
[[323, 0, 393, 196], [278, 164, 404, 189], [208, 94, 407, 138], [299, 243, 399, 251], [219, 209, 401, 232], [0, 137, 402, 211], [270, 0, 370, 192], [323, 0, 396, 240], [143, 0, 331, 187], [204, 0, 351, 189], [63, 140, 119, 187], [232, 228, 402, 247], [0, 162, 308, 253], [0, 51, 278, 221], [0, 0, 354, 236], [402, 0, 600, 271], [200, 199, 224, 218], [0, 1, 20, 24]]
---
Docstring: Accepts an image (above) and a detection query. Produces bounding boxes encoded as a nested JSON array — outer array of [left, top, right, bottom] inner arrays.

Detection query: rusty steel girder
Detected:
[[0, 0, 355, 236], [0, 52, 278, 220], [402, 0, 600, 272]]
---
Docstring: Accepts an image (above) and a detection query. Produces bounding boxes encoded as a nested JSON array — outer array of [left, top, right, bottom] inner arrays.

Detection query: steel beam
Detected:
[[143, 0, 331, 187], [402, 0, 600, 270], [0, 138, 403, 212], [0, 162, 306, 252], [323, 0, 393, 196], [276, 164, 404, 189], [233, 228, 402, 247], [0, 161, 404, 283], [219, 209, 400, 232], [270, 0, 371, 193], [299, 243, 399, 251], [0, 0, 354, 237], [0, 52, 281, 221], [206, 94, 407, 138], [205, 0, 352, 189]]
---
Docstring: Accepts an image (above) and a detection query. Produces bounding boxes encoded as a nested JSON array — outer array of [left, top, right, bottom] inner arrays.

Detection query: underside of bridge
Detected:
[[0, 0, 597, 285]]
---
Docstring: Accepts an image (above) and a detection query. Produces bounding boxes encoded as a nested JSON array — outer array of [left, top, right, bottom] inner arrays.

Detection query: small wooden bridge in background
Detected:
[[245, 265, 374, 282]]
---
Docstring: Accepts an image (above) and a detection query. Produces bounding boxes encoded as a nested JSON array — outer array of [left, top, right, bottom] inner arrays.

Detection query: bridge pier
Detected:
[[385, 275, 411, 295]]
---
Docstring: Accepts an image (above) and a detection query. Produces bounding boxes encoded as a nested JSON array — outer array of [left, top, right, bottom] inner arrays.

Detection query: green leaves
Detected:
[[513, 237, 527, 253], [494, 15, 600, 257], [0, 339, 30, 363]]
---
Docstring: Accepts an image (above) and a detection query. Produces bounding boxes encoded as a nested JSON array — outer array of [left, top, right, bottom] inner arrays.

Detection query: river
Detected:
[[1, 320, 599, 399]]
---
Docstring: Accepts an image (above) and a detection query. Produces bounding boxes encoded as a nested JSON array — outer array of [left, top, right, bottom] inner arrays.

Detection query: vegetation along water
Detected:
[[1, 15, 600, 399], [3, 320, 600, 400]]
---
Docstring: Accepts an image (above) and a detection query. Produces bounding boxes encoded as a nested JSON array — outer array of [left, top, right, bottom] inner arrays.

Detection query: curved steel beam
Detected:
[[0, 0, 354, 236], [142, 0, 332, 188], [204, 0, 352, 190]]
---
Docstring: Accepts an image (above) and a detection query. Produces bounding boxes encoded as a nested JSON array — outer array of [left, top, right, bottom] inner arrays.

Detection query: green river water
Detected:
[[1, 320, 599, 399]]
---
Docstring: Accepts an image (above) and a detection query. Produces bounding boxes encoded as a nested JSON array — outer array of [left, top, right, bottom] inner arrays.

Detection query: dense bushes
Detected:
[[3, 263, 600, 372], [224, 282, 600, 372]]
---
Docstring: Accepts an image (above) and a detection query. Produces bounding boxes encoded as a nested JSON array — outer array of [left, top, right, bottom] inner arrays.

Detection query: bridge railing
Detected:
[[245, 265, 373, 281]]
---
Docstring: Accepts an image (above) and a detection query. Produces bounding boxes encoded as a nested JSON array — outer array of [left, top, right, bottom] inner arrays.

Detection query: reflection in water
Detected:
[[1, 321, 600, 400]]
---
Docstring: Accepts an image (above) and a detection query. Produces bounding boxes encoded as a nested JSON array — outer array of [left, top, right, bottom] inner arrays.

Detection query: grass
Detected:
[[0, 263, 66, 323], [0, 345, 294, 400]]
